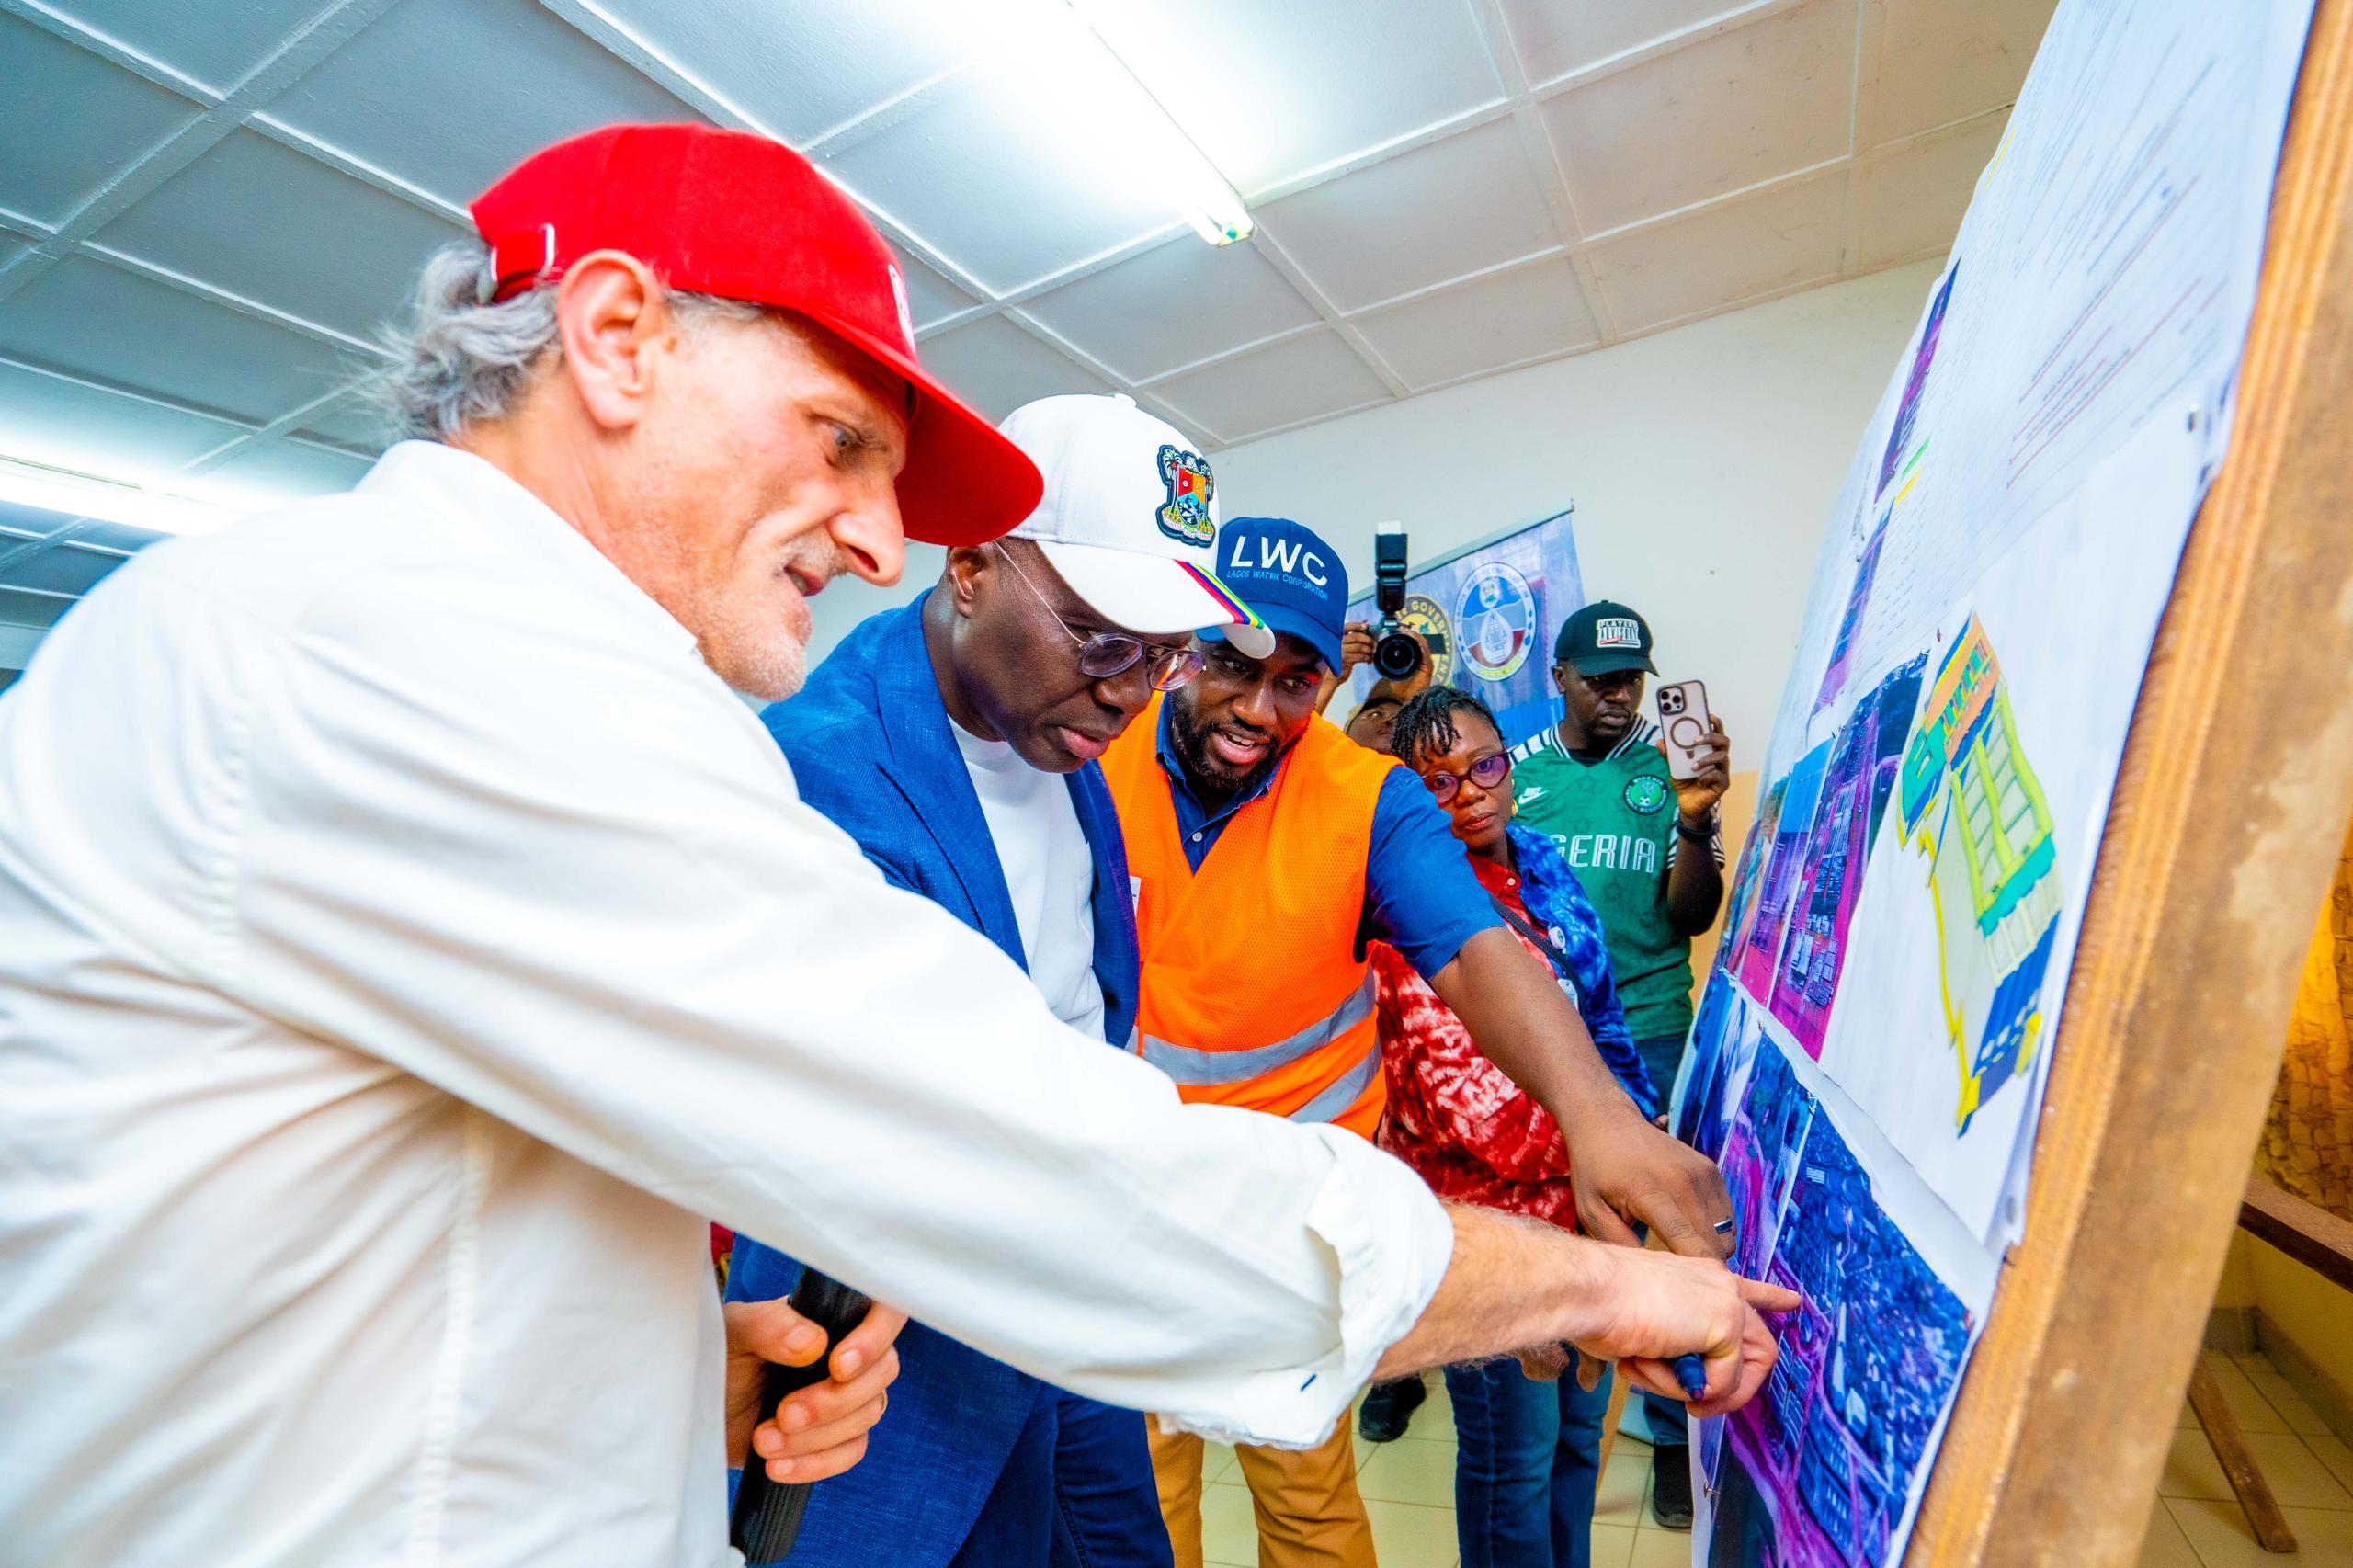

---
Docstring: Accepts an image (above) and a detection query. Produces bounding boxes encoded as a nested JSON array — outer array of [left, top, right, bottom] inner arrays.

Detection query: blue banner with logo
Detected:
[[1342, 507, 1583, 748]]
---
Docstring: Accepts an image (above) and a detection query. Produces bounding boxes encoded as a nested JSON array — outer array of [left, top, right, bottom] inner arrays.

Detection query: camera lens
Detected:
[[1372, 625, 1424, 681]]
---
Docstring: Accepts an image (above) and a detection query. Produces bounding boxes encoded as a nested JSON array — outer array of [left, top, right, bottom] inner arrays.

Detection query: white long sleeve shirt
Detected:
[[0, 442, 1453, 1568]]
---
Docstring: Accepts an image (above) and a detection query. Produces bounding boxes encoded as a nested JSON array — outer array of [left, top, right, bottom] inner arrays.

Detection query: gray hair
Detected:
[[373, 242, 765, 442]]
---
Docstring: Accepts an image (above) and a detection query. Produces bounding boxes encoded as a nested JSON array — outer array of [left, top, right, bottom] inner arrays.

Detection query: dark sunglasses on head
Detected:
[[1421, 752, 1510, 803], [993, 543, 1205, 692]]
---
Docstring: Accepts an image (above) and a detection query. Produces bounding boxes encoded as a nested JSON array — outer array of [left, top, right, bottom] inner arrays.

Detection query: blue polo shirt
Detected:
[[1154, 703, 1501, 980]]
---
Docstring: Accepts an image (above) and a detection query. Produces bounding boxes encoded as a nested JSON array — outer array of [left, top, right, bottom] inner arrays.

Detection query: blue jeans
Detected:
[[1048, 1392, 1173, 1568], [1446, 1354, 1610, 1568], [949, 1387, 1171, 1568], [1633, 1031, 1692, 1454]]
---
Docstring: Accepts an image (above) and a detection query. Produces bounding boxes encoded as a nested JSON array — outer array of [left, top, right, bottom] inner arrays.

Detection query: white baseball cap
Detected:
[[1000, 394, 1270, 650]]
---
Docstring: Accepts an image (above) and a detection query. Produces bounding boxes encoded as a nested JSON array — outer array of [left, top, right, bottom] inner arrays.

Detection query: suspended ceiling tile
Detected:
[[1545, 0, 1859, 236], [0, 587, 74, 631], [1588, 170, 1847, 332], [1090, 0, 1506, 194], [0, 498, 69, 536], [1852, 110, 2004, 268], [590, 0, 1006, 146], [0, 359, 248, 481], [1857, 0, 2052, 146], [899, 253, 978, 334], [1353, 258, 1600, 389], [1498, 0, 1756, 87], [914, 315, 1113, 425], [0, 542, 131, 597], [96, 128, 469, 342], [1020, 237, 1320, 382], [43, 0, 334, 93], [181, 437, 373, 511], [263, 0, 703, 208], [1152, 329, 1391, 444], [1256, 118, 1562, 312], [0, 256, 360, 426], [819, 55, 1177, 297], [0, 14, 202, 228]]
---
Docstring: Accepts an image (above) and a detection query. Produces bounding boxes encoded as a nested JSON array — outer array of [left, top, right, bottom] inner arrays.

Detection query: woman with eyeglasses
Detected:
[[1373, 686, 1661, 1568]]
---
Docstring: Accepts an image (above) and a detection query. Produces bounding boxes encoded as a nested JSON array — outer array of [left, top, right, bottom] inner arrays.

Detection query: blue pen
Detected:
[[1673, 1354, 1708, 1400]]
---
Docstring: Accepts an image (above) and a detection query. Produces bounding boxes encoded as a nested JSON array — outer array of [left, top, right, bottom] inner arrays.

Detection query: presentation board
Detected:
[[1666, 3, 2326, 1563]]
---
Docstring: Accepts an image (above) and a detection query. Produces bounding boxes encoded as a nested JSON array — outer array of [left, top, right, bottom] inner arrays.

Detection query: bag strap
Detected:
[[1489, 892, 1565, 968]]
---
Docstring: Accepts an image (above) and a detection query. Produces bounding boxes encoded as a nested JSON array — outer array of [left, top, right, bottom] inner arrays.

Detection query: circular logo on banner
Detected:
[[1623, 775, 1671, 815], [1396, 594, 1454, 686], [1454, 562, 1538, 682]]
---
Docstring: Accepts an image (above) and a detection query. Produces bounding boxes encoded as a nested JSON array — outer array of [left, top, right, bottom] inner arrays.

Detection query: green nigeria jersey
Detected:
[[1506, 721, 1719, 1040]]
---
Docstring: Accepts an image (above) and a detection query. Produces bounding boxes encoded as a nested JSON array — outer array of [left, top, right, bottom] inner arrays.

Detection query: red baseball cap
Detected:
[[469, 123, 1040, 548]]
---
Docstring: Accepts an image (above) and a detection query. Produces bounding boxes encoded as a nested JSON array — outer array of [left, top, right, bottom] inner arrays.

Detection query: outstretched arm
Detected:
[[1431, 930, 1733, 1256], [1376, 1204, 1795, 1415]]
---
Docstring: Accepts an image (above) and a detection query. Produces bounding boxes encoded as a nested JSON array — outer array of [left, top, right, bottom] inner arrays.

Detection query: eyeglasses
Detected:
[[992, 543, 1204, 692], [1421, 751, 1511, 804]]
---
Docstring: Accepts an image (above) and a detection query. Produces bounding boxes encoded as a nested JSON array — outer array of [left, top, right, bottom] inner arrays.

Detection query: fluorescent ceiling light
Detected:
[[0, 456, 233, 536], [1040, 0, 1254, 245]]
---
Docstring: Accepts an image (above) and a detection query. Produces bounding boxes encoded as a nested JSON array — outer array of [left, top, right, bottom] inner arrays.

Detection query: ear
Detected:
[[552, 251, 678, 433], [942, 546, 991, 619]]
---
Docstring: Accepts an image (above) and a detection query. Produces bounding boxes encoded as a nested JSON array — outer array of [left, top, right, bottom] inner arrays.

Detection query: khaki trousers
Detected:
[[1148, 1412, 1378, 1568]]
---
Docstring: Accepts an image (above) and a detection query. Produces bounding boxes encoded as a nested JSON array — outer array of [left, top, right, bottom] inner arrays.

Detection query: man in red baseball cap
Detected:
[[443, 121, 1042, 699], [0, 122, 1791, 1568]]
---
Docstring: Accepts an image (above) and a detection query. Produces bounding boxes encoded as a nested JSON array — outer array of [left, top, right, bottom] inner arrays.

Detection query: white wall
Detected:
[[805, 258, 1944, 748], [1209, 259, 1943, 748]]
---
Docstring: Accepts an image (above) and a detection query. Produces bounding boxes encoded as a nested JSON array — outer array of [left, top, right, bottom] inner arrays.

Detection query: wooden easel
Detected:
[[1901, 1, 2353, 1561]]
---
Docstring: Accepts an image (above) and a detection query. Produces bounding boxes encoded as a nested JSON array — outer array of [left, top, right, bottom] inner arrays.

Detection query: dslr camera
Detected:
[[1370, 521, 1424, 681]]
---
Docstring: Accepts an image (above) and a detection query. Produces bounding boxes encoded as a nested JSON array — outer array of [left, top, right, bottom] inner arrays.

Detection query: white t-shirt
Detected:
[[950, 720, 1108, 1041]]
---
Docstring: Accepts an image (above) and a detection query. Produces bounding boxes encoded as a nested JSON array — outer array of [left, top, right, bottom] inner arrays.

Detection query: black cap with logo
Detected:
[[1552, 599, 1657, 676]]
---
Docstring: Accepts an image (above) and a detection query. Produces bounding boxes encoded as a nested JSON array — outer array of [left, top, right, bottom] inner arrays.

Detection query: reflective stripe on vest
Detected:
[[1099, 696, 1395, 1140], [1289, 1036, 1382, 1125], [1140, 972, 1376, 1086]]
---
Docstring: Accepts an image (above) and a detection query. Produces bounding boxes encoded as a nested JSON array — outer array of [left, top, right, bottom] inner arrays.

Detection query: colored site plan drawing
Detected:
[[1893, 619, 2061, 1132]]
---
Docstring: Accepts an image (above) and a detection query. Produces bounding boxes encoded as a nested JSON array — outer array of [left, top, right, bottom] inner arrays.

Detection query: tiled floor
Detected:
[[2141, 1351, 2353, 1568], [1198, 1378, 1693, 1568], [1196, 1355, 2353, 1567]]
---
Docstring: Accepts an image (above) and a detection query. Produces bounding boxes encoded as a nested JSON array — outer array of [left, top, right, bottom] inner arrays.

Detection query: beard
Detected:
[[679, 537, 843, 703], [1165, 686, 1279, 801], [719, 630, 808, 703]]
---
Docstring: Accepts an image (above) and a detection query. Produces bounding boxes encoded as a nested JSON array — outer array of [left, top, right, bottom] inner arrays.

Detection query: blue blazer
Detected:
[[726, 595, 1142, 1568]]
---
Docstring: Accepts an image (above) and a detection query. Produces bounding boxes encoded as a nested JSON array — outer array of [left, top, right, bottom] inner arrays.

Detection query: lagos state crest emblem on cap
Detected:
[[1156, 444, 1215, 548]]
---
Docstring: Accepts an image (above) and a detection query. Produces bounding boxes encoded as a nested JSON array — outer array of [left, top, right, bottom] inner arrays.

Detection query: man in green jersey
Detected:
[[1506, 598, 1729, 1528]]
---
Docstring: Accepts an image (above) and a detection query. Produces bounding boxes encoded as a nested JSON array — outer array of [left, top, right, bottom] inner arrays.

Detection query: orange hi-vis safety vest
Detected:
[[1101, 695, 1399, 1141]]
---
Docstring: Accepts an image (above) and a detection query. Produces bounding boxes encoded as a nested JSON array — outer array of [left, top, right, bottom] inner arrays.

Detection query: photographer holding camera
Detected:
[[1318, 524, 1438, 753]]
